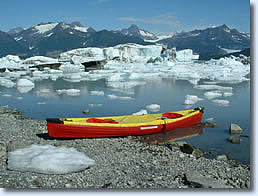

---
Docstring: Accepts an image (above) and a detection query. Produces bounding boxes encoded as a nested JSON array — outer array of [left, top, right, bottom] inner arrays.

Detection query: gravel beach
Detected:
[[0, 107, 251, 189]]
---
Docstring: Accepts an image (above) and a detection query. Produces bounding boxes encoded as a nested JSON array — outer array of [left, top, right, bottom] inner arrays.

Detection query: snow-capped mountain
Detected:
[[1, 23, 250, 59], [118, 24, 158, 40], [158, 24, 250, 60], [6, 22, 151, 57]]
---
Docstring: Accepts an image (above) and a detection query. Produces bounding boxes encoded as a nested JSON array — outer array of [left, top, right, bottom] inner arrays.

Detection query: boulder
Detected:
[[180, 143, 194, 154], [227, 136, 242, 144], [185, 171, 232, 188], [230, 123, 243, 135]]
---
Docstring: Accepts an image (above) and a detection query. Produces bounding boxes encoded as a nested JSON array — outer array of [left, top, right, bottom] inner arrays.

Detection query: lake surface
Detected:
[[0, 77, 250, 164]]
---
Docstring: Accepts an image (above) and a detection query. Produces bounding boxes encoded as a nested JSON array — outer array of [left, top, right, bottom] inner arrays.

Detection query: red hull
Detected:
[[47, 112, 203, 138]]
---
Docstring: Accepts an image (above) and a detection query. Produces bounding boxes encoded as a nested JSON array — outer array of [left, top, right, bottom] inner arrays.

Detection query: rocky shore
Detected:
[[0, 107, 251, 189]]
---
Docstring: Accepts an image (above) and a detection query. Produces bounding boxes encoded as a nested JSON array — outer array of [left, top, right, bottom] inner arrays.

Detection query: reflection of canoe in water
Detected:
[[142, 124, 203, 144], [47, 107, 204, 138]]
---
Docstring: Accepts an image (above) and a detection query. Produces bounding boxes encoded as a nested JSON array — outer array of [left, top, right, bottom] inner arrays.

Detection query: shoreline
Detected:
[[0, 107, 251, 189]]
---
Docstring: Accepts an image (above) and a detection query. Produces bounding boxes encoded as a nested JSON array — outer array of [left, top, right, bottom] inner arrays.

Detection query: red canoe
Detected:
[[47, 107, 204, 138]]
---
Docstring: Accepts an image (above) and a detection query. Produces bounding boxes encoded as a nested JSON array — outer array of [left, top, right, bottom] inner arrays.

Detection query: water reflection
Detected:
[[142, 124, 203, 144]]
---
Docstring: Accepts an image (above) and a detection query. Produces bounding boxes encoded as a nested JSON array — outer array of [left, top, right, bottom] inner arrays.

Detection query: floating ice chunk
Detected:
[[90, 91, 104, 96], [107, 81, 146, 90], [56, 89, 80, 96], [35, 89, 57, 98], [37, 102, 46, 105], [206, 118, 215, 122], [212, 99, 230, 106], [2, 94, 12, 97], [63, 73, 82, 83], [107, 73, 125, 82], [184, 95, 203, 105], [88, 103, 103, 107], [146, 104, 160, 112], [107, 94, 134, 101], [176, 49, 199, 62], [7, 144, 95, 174], [23, 56, 58, 65], [132, 109, 148, 115], [16, 79, 35, 93], [194, 84, 233, 92], [17, 86, 34, 93], [17, 79, 34, 87], [204, 91, 223, 99], [59, 63, 82, 73], [17, 97, 23, 100], [0, 78, 15, 88], [223, 92, 233, 97]]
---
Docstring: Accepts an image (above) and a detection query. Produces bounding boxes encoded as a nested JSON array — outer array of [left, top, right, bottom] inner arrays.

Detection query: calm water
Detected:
[[0, 77, 250, 164]]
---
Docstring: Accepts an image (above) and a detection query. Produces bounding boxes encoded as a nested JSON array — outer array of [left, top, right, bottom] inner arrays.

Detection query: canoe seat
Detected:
[[86, 118, 119, 124], [162, 112, 183, 119]]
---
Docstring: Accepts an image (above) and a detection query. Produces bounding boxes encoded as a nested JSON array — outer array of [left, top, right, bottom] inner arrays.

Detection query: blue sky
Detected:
[[0, 0, 250, 34]]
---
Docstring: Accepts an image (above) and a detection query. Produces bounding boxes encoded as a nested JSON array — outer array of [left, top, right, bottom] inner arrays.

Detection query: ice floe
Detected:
[[204, 91, 223, 99], [90, 91, 104, 96], [7, 144, 95, 174], [212, 99, 230, 106], [184, 95, 203, 105], [107, 94, 134, 101], [146, 104, 160, 112], [56, 89, 81, 96]]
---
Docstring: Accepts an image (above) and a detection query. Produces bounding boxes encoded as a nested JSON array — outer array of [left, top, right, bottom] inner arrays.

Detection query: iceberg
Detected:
[[7, 144, 95, 174]]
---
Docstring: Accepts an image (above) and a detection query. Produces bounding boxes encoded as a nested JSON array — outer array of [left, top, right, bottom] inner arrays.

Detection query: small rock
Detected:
[[0, 143, 6, 157], [216, 154, 228, 161], [230, 123, 243, 135], [65, 183, 73, 188], [83, 109, 89, 114], [227, 136, 242, 144], [192, 148, 204, 158]]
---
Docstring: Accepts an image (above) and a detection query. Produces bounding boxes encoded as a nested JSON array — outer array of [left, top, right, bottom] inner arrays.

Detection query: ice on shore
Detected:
[[7, 144, 95, 174], [56, 89, 81, 96], [132, 109, 148, 115], [90, 91, 104, 96], [146, 104, 160, 112], [212, 99, 230, 106], [184, 95, 203, 105]]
